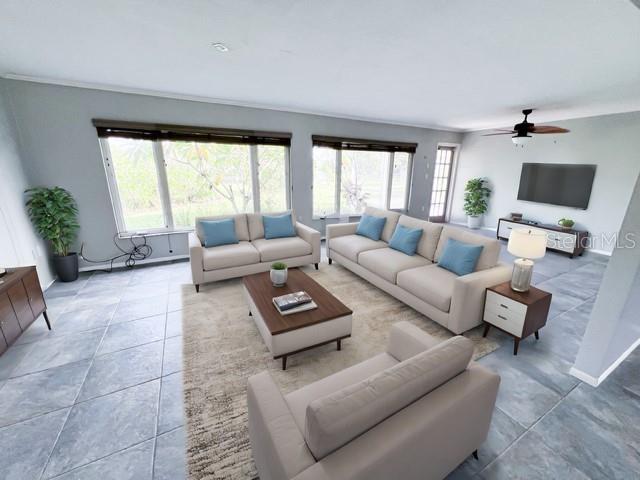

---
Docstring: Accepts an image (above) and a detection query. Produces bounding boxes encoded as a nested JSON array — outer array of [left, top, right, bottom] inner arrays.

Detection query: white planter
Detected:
[[270, 268, 288, 287], [467, 215, 482, 229]]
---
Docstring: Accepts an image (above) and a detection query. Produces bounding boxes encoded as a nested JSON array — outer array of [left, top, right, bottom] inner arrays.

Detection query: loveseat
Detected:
[[189, 211, 320, 291], [326, 207, 511, 333], [248, 321, 501, 480]]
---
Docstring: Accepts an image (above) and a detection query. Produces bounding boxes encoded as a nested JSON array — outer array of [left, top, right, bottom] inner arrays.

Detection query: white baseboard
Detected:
[[79, 254, 189, 272], [570, 336, 640, 387], [448, 221, 497, 232]]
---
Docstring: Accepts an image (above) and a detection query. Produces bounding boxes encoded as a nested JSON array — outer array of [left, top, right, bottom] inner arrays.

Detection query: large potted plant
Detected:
[[25, 187, 80, 282], [463, 178, 491, 229]]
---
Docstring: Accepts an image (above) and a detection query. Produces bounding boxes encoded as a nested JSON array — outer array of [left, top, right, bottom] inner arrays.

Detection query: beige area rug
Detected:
[[181, 264, 500, 480]]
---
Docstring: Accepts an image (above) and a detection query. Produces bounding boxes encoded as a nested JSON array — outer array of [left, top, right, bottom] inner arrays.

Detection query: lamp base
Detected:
[[511, 258, 534, 292]]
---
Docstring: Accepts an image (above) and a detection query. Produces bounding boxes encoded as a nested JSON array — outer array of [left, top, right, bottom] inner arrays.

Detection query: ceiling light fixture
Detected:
[[512, 135, 531, 146], [211, 42, 229, 52]]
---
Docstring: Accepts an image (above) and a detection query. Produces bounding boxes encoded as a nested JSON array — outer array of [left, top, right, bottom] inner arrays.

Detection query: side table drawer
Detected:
[[486, 290, 527, 316], [484, 309, 525, 337]]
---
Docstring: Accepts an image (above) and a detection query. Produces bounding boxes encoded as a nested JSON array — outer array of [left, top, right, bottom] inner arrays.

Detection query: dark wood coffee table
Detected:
[[243, 268, 352, 370]]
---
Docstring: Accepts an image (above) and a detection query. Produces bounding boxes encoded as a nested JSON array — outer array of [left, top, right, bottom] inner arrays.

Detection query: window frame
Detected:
[[99, 136, 292, 237], [312, 147, 414, 219]]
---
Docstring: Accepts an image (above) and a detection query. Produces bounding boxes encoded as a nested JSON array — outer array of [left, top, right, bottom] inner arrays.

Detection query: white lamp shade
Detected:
[[512, 135, 531, 146], [507, 228, 547, 259]]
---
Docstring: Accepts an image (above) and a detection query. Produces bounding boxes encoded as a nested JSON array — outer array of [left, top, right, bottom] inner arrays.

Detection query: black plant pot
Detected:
[[53, 253, 79, 282]]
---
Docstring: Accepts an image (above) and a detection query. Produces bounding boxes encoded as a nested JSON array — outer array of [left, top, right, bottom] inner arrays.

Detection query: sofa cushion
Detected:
[[252, 237, 312, 262], [196, 214, 249, 243], [356, 214, 387, 241], [358, 247, 430, 284], [303, 336, 474, 459], [202, 241, 259, 271], [434, 226, 500, 271], [247, 211, 293, 240], [397, 215, 444, 261], [363, 206, 401, 243], [285, 352, 398, 435], [389, 224, 423, 256], [397, 264, 457, 313], [199, 218, 238, 248], [329, 234, 387, 262], [263, 213, 296, 239]]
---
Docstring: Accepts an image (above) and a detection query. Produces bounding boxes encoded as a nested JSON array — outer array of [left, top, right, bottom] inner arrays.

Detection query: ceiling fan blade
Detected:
[[482, 132, 515, 136], [530, 126, 570, 134]]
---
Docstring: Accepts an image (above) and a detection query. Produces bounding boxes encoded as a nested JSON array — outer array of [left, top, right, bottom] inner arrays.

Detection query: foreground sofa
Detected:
[[189, 211, 320, 290], [248, 321, 500, 480], [327, 207, 511, 334]]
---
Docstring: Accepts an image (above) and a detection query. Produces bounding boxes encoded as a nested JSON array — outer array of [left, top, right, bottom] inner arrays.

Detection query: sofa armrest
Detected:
[[448, 262, 513, 334], [188, 232, 204, 285], [325, 223, 359, 255], [386, 321, 442, 362], [296, 222, 321, 264], [247, 372, 316, 480]]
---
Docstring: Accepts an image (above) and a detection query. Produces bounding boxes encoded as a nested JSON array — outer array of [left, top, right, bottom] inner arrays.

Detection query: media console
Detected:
[[497, 217, 589, 258]]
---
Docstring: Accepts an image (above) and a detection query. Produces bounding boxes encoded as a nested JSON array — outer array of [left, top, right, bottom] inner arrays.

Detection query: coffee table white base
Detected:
[[244, 286, 353, 369]]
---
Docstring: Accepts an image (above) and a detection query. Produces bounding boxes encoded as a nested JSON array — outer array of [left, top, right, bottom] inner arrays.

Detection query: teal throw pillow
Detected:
[[263, 213, 296, 239], [199, 219, 238, 248], [356, 214, 386, 241], [389, 224, 423, 256], [438, 238, 484, 276]]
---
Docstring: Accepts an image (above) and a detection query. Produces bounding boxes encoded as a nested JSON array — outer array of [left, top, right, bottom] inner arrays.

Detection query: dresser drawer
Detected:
[[486, 290, 527, 316], [497, 220, 518, 239], [484, 309, 525, 337], [546, 231, 576, 253], [0, 293, 22, 345]]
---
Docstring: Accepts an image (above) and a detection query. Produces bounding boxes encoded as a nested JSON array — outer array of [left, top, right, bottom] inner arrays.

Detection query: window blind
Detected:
[[312, 135, 417, 154], [93, 119, 292, 146]]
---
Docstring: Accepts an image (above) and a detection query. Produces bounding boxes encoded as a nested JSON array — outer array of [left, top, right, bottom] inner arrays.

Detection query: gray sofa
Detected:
[[248, 321, 500, 480], [326, 207, 512, 334], [189, 211, 321, 290]]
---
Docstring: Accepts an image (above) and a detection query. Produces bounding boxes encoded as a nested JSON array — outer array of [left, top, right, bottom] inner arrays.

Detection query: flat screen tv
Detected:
[[517, 163, 596, 209]]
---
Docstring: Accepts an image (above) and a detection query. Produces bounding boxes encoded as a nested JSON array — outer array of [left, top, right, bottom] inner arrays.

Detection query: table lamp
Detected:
[[507, 228, 547, 292]]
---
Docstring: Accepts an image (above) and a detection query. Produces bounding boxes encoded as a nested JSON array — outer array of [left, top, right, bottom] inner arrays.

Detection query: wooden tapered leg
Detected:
[[337, 338, 342, 351], [472, 450, 479, 460], [482, 323, 491, 338], [282, 356, 287, 370], [43, 310, 52, 330], [328, 258, 333, 265], [195, 284, 200, 293], [314, 263, 319, 270], [535, 330, 540, 340], [513, 338, 520, 355]]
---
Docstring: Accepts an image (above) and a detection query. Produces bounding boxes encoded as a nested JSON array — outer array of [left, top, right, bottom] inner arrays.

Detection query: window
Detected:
[[428, 146, 456, 222], [96, 120, 291, 234], [311, 136, 415, 217]]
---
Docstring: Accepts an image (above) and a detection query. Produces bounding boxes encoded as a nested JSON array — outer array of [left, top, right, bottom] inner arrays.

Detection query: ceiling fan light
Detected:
[[512, 135, 532, 146]]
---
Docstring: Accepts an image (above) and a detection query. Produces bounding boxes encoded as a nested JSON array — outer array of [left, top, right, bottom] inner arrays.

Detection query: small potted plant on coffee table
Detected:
[[270, 262, 288, 287]]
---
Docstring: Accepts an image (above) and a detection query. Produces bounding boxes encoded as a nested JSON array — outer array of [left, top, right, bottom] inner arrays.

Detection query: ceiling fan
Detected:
[[483, 109, 570, 145]]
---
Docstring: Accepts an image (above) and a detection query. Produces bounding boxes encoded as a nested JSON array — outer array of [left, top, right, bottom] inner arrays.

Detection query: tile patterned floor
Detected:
[[0, 235, 638, 479], [0, 261, 188, 480]]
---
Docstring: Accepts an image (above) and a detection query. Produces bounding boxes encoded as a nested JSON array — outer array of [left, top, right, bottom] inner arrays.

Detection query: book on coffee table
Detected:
[[272, 291, 317, 315]]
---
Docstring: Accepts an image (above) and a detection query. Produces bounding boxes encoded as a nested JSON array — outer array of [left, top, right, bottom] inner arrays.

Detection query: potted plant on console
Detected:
[[270, 262, 288, 287], [25, 186, 80, 282], [463, 178, 491, 229]]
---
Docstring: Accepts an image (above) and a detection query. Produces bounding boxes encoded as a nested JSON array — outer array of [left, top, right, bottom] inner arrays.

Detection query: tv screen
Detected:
[[517, 163, 596, 209]]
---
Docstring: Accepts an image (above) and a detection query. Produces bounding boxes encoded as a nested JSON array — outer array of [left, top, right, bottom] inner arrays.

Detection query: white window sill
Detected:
[[117, 228, 193, 239]]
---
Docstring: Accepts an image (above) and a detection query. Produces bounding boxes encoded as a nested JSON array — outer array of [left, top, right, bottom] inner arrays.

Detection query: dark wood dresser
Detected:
[[0, 266, 50, 355]]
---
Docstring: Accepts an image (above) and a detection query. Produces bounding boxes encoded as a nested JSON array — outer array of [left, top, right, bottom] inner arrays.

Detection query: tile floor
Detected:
[[0, 235, 638, 479], [0, 261, 188, 480]]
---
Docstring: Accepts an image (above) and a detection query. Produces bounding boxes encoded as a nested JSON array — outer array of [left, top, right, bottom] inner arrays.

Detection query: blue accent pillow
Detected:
[[438, 238, 484, 276], [389, 224, 424, 256], [199, 219, 238, 248], [263, 213, 296, 239], [356, 214, 387, 241]]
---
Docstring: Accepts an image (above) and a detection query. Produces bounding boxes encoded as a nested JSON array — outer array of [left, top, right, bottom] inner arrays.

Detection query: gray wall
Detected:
[[573, 170, 640, 382], [4, 79, 461, 269], [450, 112, 640, 253], [0, 81, 53, 285]]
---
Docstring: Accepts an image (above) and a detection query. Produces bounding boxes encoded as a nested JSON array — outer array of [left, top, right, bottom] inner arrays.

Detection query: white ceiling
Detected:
[[1, 0, 639, 131]]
